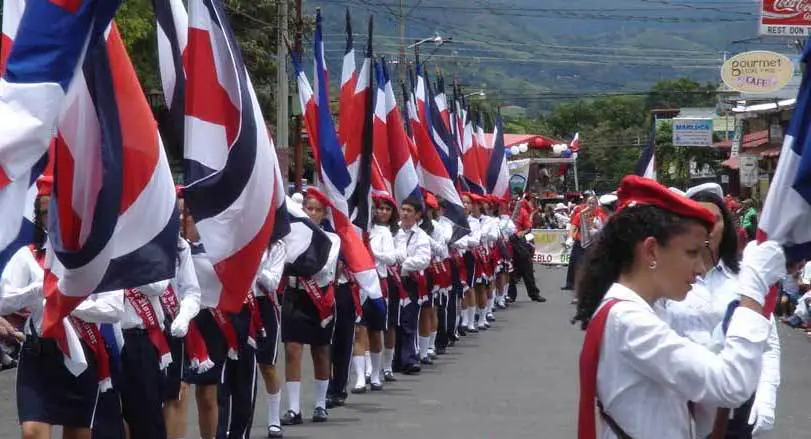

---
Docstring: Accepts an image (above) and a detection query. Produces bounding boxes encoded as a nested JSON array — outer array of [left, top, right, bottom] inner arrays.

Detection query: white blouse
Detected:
[[394, 225, 431, 275], [656, 264, 781, 438], [596, 283, 770, 439], [368, 224, 397, 278]]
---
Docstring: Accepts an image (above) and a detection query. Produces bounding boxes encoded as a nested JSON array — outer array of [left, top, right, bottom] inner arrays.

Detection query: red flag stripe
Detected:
[[184, 28, 240, 147]]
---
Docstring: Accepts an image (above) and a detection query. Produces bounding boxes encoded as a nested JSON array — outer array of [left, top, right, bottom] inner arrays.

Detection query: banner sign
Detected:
[[721, 51, 794, 93], [531, 229, 570, 265], [760, 0, 811, 37], [673, 118, 713, 147]]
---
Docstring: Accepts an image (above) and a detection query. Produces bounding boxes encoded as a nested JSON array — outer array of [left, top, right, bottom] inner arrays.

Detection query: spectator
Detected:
[[740, 199, 759, 241]]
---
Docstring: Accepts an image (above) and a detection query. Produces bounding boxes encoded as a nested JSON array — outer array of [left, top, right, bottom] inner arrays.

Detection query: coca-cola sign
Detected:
[[760, 0, 811, 36]]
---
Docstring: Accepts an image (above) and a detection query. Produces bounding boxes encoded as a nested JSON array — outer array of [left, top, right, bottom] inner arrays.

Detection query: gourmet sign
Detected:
[[760, 0, 811, 36], [721, 51, 794, 94]]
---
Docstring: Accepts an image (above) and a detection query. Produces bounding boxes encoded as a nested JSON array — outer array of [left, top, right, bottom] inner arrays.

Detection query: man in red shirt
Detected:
[[507, 193, 545, 303]]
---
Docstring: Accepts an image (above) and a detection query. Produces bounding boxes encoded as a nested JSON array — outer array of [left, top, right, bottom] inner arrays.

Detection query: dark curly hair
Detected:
[[32, 194, 48, 259], [688, 191, 740, 274], [374, 198, 400, 235], [572, 204, 700, 329]]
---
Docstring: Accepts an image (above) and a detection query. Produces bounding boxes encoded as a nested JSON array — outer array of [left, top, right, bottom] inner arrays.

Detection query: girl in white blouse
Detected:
[[574, 175, 785, 439]]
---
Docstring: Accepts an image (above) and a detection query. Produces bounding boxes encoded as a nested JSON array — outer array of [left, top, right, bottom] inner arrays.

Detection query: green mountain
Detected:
[[309, 0, 787, 114]]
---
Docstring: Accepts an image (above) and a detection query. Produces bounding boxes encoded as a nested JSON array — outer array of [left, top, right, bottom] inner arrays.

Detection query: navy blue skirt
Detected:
[[17, 337, 99, 427], [162, 331, 190, 401], [281, 287, 335, 346], [255, 295, 280, 366]]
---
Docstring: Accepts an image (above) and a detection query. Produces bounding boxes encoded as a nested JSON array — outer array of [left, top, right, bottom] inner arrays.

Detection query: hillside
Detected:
[[309, 0, 784, 114]]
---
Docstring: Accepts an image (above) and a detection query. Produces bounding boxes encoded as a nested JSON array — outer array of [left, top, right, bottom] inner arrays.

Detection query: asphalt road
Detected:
[[1, 266, 810, 438]]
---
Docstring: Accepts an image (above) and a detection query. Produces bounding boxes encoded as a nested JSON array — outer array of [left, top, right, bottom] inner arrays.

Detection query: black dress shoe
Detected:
[[402, 364, 421, 375], [436, 346, 447, 355], [280, 410, 302, 426], [370, 382, 384, 391], [325, 395, 345, 409], [420, 356, 434, 366], [267, 425, 284, 438], [312, 407, 328, 423], [530, 295, 547, 303], [383, 370, 397, 382], [351, 385, 367, 394], [449, 333, 460, 342], [458, 326, 467, 336]]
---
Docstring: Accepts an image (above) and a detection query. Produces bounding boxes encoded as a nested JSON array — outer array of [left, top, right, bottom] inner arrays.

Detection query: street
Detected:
[[1, 267, 810, 438]]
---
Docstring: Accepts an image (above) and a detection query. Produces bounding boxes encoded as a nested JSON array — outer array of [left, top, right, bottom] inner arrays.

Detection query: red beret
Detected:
[[468, 193, 485, 204], [423, 191, 439, 210], [305, 187, 332, 209], [372, 192, 396, 207], [616, 175, 715, 229], [36, 175, 53, 197]]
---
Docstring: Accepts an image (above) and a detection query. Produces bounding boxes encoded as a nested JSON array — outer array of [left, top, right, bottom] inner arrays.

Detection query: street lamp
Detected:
[[464, 90, 485, 99], [408, 33, 445, 49]]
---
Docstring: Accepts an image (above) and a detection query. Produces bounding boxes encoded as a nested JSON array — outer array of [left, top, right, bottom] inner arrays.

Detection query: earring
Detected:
[[649, 261, 657, 270]]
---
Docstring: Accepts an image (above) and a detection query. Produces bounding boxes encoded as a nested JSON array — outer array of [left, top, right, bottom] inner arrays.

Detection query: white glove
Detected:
[[565, 237, 574, 248], [170, 312, 193, 338], [738, 241, 786, 306], [524, 233, 534, 243], [747, 401, 775, 436]]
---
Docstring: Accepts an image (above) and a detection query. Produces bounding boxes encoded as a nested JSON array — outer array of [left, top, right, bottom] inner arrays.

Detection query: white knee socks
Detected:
[[286, 381, 301, 414], [267, 391, 281, 427], [352, 355, 366, 388]]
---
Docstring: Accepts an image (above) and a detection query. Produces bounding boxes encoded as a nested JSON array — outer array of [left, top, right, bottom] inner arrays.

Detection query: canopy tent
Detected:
[[483, 133, 565, 150]]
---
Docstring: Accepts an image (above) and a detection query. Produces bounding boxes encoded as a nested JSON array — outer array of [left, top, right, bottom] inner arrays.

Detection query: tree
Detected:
[[645, 78, 717, 110]]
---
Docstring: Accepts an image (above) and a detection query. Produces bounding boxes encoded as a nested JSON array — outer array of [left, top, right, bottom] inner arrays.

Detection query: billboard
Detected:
[[721, 51, 794, 93], [673, 118, 713, 147], [760, 0, 811, 36]]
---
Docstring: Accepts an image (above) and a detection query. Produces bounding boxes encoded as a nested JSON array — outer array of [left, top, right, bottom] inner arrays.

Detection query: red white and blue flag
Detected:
[[407, 66, 468, 241], [43, 22, 179, 337], [292, 10, 383, 310], [759, 44, 811, 264], [486, 114, 511, 200], [460, 106, 485, 194], [372, 59, 421, 205], [0, 0, 121, 258], [635, 120, 657, 180], [180, 0, 289, 310]]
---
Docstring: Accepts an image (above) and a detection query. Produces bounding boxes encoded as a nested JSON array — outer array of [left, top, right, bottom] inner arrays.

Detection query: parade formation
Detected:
[[2, 1, 811, 439]]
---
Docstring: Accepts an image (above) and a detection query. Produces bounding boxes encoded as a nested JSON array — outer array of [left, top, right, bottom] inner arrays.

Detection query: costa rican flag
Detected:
[[461, 106, 485, 194], [0, 0, 121, 259], [180, 0, 289, 310], [759, 43, 811, 266], [417, 66, 459, 182], [486, 115, 510, 199], [0, 0, 50, 271], [635, 120, 657, 180], [292, 9, 383, 310], [407, 66, 468, 242], [153, 0, 187, 141], [372, 59, 421, 205], [42, 22, 179, 337]]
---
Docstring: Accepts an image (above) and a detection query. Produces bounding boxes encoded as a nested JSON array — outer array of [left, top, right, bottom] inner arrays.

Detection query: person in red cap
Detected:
[[393, 196, 431, 374], [459, 193, 482, 333], [574, 175, 786, 439], [279, 189, 341, 425], [565, 195, 608, 300], [419, 191, 449, 364], [493, 196, 517, 309], [5, 178, 126, 439], [349, 193, 398, 392]]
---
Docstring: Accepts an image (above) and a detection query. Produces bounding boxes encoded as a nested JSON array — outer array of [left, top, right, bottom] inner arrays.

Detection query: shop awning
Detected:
[[721, 144, 782, 169]]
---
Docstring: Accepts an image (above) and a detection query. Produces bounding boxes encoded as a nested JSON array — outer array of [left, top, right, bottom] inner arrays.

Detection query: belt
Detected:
[[122, 327, 149, 335]]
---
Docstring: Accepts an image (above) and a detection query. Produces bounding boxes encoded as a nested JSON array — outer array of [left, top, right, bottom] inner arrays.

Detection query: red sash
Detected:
[[410, 271, 430, 305], [450, 249, 468, 288], [578, 298, 624, 439], [473, 246, 490, 282], [387, 265, 409, 305], [342, 269, 363, 318], [125, 289, 172, 369], [209, 308, 239, 359], [158, 286, 212, 372], [245, 293, 264, 349], [299, 277, 335, 327], [69, 316, 112, 392]]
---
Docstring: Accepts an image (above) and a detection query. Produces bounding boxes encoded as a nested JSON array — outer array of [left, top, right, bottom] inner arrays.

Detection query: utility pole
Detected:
[[398, 0, 406, 86], [293, 0, 304, 191], [276, 0, 289, 185]]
